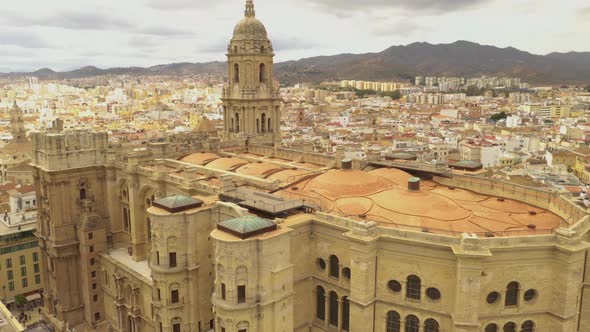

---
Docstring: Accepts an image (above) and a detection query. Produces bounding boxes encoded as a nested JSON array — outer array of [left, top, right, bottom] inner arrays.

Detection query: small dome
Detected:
[[232, 0, 268, 41], [232, 17, 268, 41]]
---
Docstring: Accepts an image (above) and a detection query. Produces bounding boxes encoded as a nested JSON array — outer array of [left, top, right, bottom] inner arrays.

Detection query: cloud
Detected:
[[273, 36, 317, 51], [372, 18, 425, 37], [145, 0, 227, 10], [0, 31, 51, 49], [136, 26, 194, 37], [0, 10, 132, 30], [304, 0, 493, 15]]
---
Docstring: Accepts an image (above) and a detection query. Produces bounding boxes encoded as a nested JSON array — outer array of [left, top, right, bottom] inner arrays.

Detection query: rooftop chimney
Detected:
[[408, 177, 421, 191]]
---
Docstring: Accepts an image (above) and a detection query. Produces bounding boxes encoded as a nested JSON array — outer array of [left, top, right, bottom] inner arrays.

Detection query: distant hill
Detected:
[[2, 41, 590, 85]]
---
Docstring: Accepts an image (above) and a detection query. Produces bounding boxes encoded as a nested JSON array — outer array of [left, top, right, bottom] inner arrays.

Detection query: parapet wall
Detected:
[[434, 174, 587, 227], [247, 144, 335, 167]]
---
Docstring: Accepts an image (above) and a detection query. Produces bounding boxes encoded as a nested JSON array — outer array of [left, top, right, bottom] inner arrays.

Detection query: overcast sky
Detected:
[[0, 0, 589, 72]]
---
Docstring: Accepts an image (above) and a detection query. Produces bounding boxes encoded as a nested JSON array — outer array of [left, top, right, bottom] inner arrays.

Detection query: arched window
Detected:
[[235, 113, 240, 132], [386, 311, 400, 332], [170, 283, 180, 304], [123, 208, 129, 232], [80, 188, 86, 200], [485, 323, 499, 332], [505, 282, 519, 306], [234, 63, 240, 83], [171, 317, 182, 332], [329, 255, 339, 278], [342, 296, 350, 331], [521, 321, 534, 332], [259, 63, 266, 83], [404, 315, 419, 332], [236, 266, 248, 304], [424, 319, 439, 332], [503, 322, 516, 332], [329, 291, 338, 326], [316, 286, 325, 320], [261, 113, 266, 133], [406, 275, 421, 300]]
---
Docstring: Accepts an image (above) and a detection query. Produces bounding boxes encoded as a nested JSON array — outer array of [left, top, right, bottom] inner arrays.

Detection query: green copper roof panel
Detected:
[[153, 195, 203, 213], [217, 215, 277, 239]]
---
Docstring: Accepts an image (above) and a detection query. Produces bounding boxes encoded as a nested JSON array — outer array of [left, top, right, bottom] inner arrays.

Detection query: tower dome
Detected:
[[232, 0, 268, 41]]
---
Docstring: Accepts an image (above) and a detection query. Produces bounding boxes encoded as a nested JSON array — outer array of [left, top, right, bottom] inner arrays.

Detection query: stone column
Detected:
[[453, 255, 485, 332], [348, 235, 377, 332], [338, 298, 343, 331], [324, 295, 329, 329]]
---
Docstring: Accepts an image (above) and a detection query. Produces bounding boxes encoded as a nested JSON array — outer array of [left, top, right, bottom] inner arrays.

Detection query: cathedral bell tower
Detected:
[[222, 0, 281, 143]]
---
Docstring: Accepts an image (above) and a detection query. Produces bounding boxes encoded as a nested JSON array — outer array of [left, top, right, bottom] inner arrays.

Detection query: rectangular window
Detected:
[[90, 258, 95, 265], [34, 263, 39, 274], [221, 283, 226, 300], [89, 245, 94, 253], [93, 294, 98, 302], [94, 312, 100, 321], [22, 278, 28, 288], [156, 251, 160, 265], [173, 323, 180, 332], [32, 252, 38, 262], [157, 288, 161, 300], [35, 275, 41, 284], [171, 289, 179, 304], [7, 270, 13, 280], [6, 258, 12, 268], [8, 281, 14, 291], [91, 271, 96, 278], [88, 233, 93, 240], [92, 283, 97, 290], [237, 285, 246, 304], [20, 266, 26, 276], [169, 252, 177, 268]]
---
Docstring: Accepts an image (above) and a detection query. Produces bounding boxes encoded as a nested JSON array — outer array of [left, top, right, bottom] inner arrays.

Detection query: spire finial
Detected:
[[245, 0, 255, 17]]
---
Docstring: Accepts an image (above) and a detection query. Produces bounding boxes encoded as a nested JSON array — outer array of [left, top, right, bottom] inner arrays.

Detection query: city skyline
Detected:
[[0, 0, 589, 72]]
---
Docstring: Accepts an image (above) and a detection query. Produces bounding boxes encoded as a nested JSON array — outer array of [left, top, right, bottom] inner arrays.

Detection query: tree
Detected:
[[465, 85, 484, 96], [383, 90, 402, 100], [14, 294, 26, 305], [490, 112, 508, 122]]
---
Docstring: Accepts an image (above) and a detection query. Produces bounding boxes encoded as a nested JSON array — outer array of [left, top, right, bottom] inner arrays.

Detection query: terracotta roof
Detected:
[[278, 167, 564, 237]]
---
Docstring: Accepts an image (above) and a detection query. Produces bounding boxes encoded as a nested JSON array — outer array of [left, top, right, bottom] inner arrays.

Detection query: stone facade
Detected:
[[30, 2, 590, 332]]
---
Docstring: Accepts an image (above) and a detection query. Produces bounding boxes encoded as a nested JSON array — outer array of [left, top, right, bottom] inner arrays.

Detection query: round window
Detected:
[[523, 289, 537, 301], [388, 280, 402, 292], [317, 258, 326, 270], [426, 287, 441, 300], [486, 291, 500, 304]]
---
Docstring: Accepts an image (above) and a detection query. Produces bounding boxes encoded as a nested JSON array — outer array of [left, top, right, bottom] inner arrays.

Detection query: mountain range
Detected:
[[2, 41, 590, 85]]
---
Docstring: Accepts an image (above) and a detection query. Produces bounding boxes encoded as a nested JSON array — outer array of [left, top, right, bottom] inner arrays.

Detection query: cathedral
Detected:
[[32, 1, 590, 332]]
